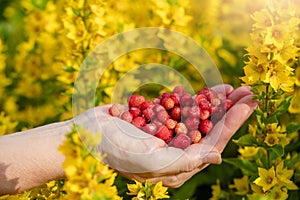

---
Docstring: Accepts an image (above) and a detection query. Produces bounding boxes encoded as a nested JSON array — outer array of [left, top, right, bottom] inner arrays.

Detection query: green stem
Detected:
[[264, 84, 269, 118]]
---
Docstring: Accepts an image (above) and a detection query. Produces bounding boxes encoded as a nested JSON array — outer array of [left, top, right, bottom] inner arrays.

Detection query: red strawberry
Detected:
[[160, 96, 175, 110], [184, 117, 200, 130], [166, 118, 177, 130], [173, 86, 186, 96], [175, 122, 188, 135], [128, 94, 146, 108], [170, 93, 180, 105], [120, 111, 133, 122], [180, 94, 194, 106], [160, 92, 170, 99], [170, 106, 181, 121], [142, 123, 158, 135], [155, 125, 172, 141], [181, 106, 191, 118], [211, 106, 225, 122], [140, 101, 155, 111], [188, 130, 202, 144], [142, 107, 155, 120], [108, 104, 123, 117], [197, 98, 211, 111], [223, 98, 233, 110], [153, 104, 165, 113], [157, 110, 169, 123], [132, 116, 146, 128], [171, 134, 191, 149], [199, 119, 213, 135], [198, 87, 216, 102], [129, 107, 141, 118], [188, 105, 200, 118], [195, 94, 207, 105], [200, 109, 211, 120]]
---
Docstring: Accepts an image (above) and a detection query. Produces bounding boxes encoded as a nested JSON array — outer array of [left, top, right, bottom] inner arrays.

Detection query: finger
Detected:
[[211, 84, 234, 95], [120, 166, 205, 188], [227, 86, 253, 104]]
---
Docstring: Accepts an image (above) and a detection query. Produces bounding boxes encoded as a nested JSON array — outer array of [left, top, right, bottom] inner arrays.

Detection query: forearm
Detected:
[[0, 119, 74, 195]]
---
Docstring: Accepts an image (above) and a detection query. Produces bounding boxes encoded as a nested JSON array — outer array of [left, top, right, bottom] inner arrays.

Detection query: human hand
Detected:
[[73, 84, 258, 188]]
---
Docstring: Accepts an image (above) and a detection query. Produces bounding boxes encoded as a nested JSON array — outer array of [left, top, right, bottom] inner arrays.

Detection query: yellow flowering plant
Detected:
[[212, 1, 300, 199]]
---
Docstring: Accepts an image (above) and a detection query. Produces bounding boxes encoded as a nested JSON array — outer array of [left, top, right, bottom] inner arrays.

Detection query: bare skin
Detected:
[[0, 84, 258, 195]]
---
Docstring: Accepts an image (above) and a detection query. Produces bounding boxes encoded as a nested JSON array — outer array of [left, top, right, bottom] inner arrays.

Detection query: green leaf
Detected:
[[269, 145, 284, 161], [62, 66, 77, 72], [286, 122, 300, 134], [223, 158, 258, 175], [274, 96, 293, 115], [265, 114, 278, 124], [233, 134, 258, 146]]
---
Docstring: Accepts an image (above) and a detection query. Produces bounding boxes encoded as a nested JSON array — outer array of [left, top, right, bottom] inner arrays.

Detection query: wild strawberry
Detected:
[[211, 106, 225, 122], [132, 116, 146, 128], [155, 125, 172, 141], [199, 119, 213, 135], [188, 130, 202, 144], [160, 97, 175, 110], [157, 110, 169, 123], [128, 94, 146, 108], [165, 129, 175, 144], [171, 134, 191, 149], [223, 98, 233, 110], [170, 93, 180, 105], [142, 107, 155, 121], [170, 106, 181, 121], [198, 87, 216, 102], [160, 92, 171, 99], [173, 85, 186, 96], [195, 94, 207, 105], [184, 117, 200, 130], [140, 101, 155, 111], [200, 109, 211, 120], [197, 98, 211, 111], [153, 104, 165, 113], [129, 107, 141, 118], [153, 98, 161, 104], [120, 111, 133, 122], [142, 123, 158, 135], [181, 106, 190, 118], [188, 105, 200, 118], [166, 118, 177, 130], [180, 93, 194, 106], [108, 104, 123, 117], [211, 97, 221, 107], [175, 122, 188, 135], [152, 120, 163, 129]]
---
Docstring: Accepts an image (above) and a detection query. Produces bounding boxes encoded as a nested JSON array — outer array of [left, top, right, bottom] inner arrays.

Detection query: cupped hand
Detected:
[[73, 84, 258, 188]]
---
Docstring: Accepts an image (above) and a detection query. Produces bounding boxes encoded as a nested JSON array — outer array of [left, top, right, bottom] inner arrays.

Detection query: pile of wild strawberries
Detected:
[[108, 86, 232, 149]]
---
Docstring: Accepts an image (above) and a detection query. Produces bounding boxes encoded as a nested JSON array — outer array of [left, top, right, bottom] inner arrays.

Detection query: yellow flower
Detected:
[[264, 133, 280, 147], [229, 176, 249, 195], [264, 61, 294, 92], [238, 146, 259, 158], [127, 180, 145, 198], [240, 59, 268, 85], [251, 9, 274, 30], [275, 161, 299, 190], [210, 180, 222, 200], [254, 167, 278, 192], [271, 186, 288, 200], [152, 181, 169, 199]]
